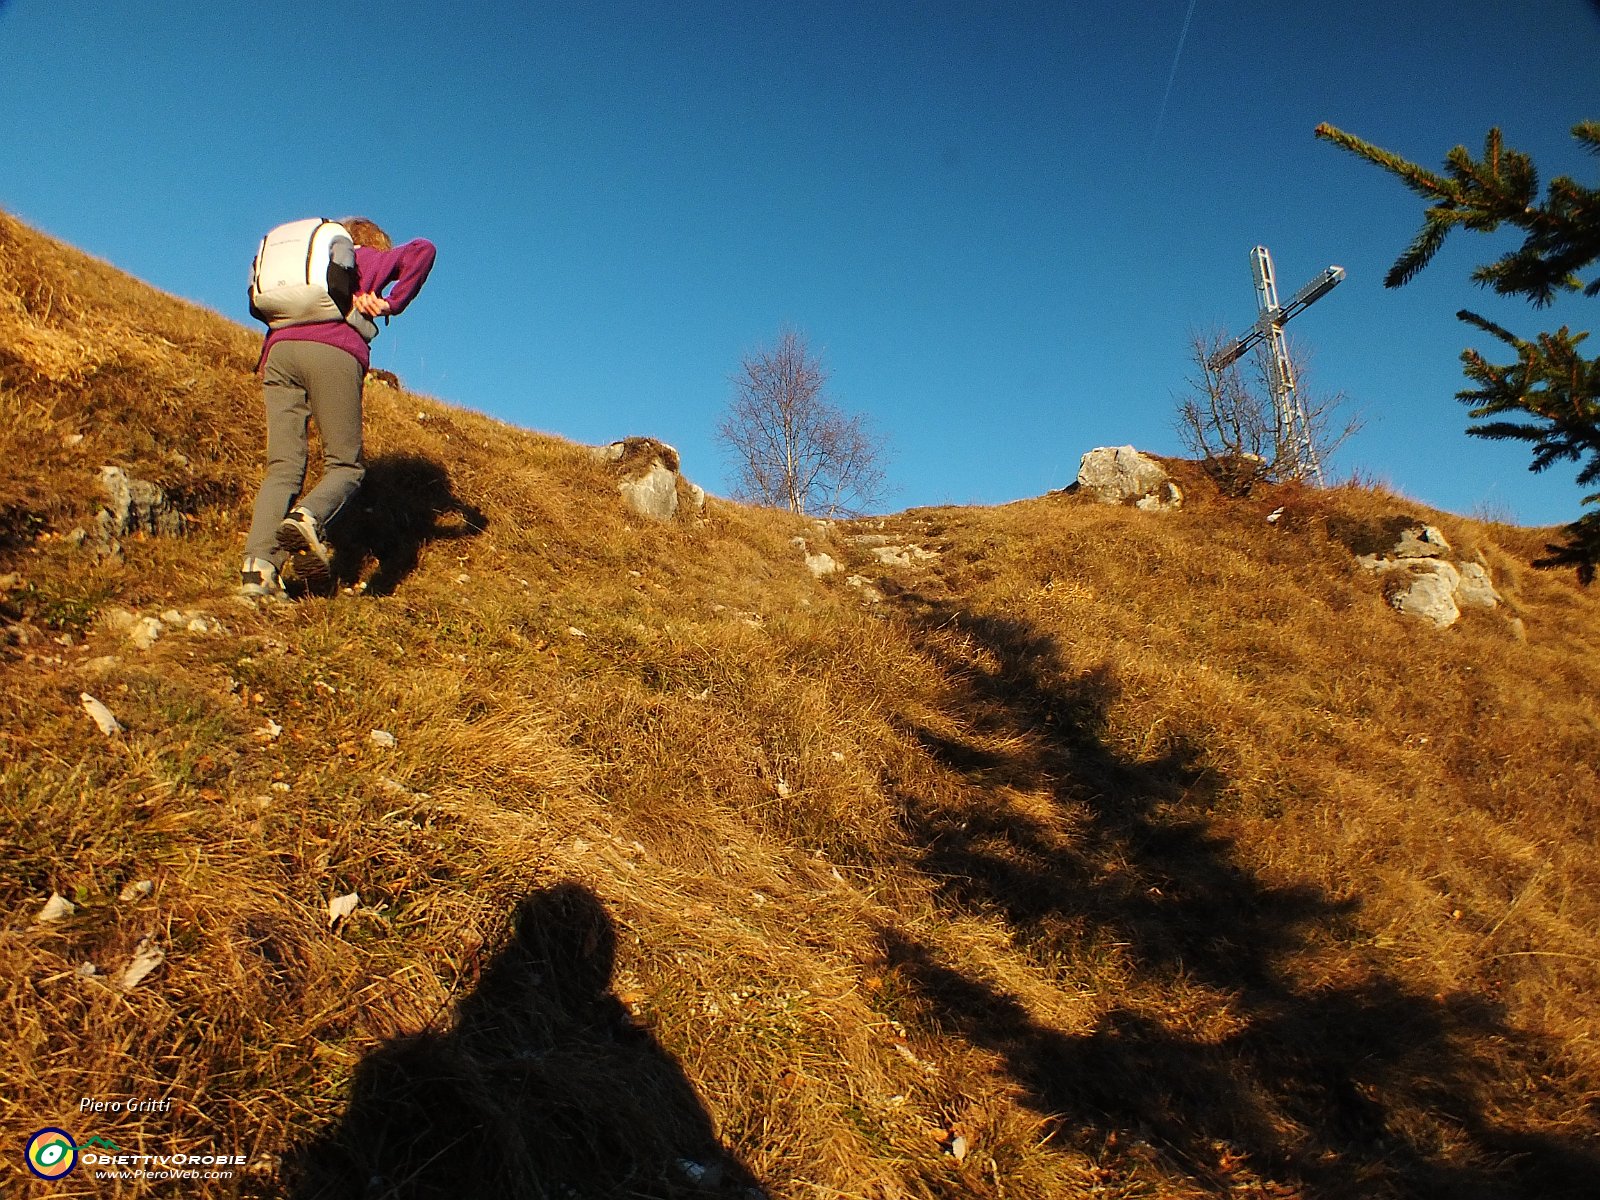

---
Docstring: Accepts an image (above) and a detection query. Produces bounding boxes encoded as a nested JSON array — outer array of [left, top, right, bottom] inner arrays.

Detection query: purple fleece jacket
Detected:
[[258, 239, 437, 372]]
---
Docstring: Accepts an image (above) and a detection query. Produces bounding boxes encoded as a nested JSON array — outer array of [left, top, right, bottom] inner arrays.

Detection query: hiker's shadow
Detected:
[[285, 883, 763, 1199], [331, 453, 487, 597]]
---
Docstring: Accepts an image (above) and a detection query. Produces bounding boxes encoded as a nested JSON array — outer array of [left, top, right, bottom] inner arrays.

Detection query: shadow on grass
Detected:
[[328, 453, 488, 597], [878, 588, 1599, 1199], [285, 883, 764, 1200]]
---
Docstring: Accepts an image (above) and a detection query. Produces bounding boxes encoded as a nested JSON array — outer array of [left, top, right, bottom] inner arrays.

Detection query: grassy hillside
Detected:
[[2, 208, 1598, 1198]]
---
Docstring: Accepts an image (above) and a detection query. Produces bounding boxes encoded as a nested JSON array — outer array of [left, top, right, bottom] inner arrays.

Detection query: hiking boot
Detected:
[[275, 508, 333, 592], [240, 556, 287, 600]]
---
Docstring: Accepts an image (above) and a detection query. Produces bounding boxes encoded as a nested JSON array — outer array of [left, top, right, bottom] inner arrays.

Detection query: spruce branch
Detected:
[[1319, 120, 1600, 579], [1455, 312, 1600, 476], [1316, 121, 1600, 305]]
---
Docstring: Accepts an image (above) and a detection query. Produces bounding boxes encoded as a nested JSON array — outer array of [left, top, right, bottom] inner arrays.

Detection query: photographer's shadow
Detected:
[[329, 453, 488, 597], [286, 883, 763, 1199]]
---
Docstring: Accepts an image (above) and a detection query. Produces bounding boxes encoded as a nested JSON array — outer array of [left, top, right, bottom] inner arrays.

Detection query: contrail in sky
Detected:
[[1152, 0, 1201, 150]]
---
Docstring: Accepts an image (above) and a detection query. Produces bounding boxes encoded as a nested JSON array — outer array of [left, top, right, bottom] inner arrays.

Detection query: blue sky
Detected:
[[2, 1, 1597, 524]]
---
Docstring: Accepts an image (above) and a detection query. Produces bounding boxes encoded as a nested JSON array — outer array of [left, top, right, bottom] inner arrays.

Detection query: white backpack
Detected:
[[248, 218, 377, 341]]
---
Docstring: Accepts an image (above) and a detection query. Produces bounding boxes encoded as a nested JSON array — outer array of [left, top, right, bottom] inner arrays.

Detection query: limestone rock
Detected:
[[1355, 553, 1395, 575], [102, 608, 139, 634], [1393, 524, 1451, 559], [806, 552, 838, 577], [619, 459, 681, 521], [840, 530, 940, 566], [868, 543, 939, 566], [96, 466, 182, 547], [791, 537, 838, 578], [1390, 570, 1460, 629], [128, 616, 164, 651], [1356, 523, 1504, 629], [593, 437, 707, 522], [1408, 557, 1461, 591], [1076, 446, 1180, 509], [845, 575, 884, 603], [1135, 481, 1184, 513], [1455, 562, 1501, 609]]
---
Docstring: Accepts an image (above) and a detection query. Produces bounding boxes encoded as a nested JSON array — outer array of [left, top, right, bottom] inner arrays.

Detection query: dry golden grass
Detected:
[[2, 208, 1599, 1198]]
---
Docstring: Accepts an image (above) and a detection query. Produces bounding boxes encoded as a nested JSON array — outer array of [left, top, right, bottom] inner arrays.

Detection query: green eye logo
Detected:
[[26, 1128, 78, 1179]]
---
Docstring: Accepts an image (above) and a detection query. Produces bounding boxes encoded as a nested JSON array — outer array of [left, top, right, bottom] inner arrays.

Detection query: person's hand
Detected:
[[353, 292, 391, 318]]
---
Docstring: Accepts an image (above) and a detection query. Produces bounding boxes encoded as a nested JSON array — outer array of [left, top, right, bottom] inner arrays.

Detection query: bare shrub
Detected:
[[1175, 329, 1362, 494]]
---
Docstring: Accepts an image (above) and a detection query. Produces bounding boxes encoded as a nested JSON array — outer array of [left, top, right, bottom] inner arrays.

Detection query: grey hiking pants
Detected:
[[244, 340, 366, 566]]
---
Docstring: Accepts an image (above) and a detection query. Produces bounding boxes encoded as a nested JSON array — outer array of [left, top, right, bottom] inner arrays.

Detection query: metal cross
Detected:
[[1209, 246, 1345, 483]]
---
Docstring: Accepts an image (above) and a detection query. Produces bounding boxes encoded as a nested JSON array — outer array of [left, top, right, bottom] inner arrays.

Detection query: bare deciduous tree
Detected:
[[1174, 330, 1362, 495], [716, 329, 888, 517]]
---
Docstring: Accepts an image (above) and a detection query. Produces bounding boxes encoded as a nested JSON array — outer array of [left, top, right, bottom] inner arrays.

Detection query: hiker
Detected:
[[240, 217, 436, 598]]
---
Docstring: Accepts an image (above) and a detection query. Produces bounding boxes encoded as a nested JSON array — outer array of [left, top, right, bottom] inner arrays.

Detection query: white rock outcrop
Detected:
[[619, 460, 680, 521], [1076, 446, 1182, 511], [1357, 523, 1505, 629], [867, 544, 939, 567], [841, 532, 941, 567], [1389, 561, 1461, 629], [592, 438, 707, 522], [1135, 481, 1185, 513], [791, 537, 839, 578], [1393, 523, 1451, 559], [1455, 562, 1501, 610]]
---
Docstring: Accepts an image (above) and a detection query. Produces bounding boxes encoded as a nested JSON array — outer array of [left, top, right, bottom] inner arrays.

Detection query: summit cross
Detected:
[[1209, 246, 1345, 483]]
